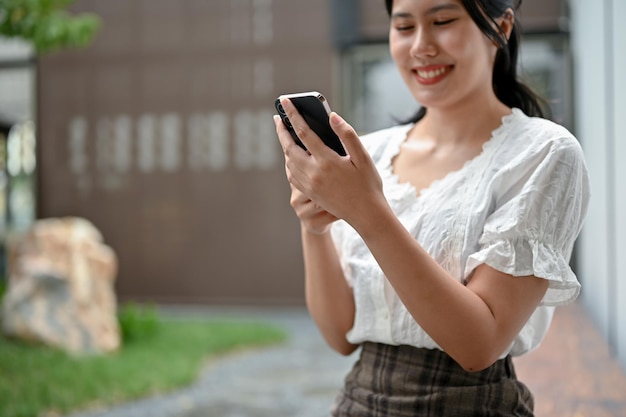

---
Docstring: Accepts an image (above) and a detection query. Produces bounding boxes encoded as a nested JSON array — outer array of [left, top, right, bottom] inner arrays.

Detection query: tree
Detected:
[[0, 0, 100, 54]]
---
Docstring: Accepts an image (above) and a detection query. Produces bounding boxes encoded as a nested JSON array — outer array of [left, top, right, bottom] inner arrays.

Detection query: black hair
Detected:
[[384, 0, 548, 123]]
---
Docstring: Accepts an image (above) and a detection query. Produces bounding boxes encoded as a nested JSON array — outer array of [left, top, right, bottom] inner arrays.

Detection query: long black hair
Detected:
[[384, 0, 548, 123]]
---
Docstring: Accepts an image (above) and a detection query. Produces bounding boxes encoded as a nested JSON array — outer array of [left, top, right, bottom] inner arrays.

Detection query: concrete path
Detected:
[[63, 306, 356, 417], [63, 302, 626, 417]]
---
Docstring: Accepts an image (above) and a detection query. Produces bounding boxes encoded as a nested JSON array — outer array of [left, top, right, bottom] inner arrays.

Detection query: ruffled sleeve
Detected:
[[465, 136, 590, 306]]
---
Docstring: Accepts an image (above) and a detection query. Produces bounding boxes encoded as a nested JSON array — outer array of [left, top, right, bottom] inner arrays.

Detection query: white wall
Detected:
[[612, 0, 626, 370], [0, 37, 35, 123], [570, 0, 626, 369]]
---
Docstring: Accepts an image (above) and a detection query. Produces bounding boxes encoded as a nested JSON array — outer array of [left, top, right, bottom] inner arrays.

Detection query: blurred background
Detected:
[[0, 0, 623, 373]]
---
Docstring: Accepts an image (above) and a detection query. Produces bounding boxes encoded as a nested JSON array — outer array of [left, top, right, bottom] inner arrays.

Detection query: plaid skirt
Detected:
[[331, 342, 534, 417]]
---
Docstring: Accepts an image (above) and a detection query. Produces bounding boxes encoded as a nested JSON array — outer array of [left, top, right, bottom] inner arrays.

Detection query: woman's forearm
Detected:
[[301, 225, 359, 356]]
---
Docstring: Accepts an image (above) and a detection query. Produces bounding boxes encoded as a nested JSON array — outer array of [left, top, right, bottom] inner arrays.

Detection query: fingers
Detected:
[[328, 112, 367, 162], [289, 185, 309, 207], [273, 114, 300, 156], [290, 187, 338, 234], [278, 135, 309, 198], [279, 97, 334, 157], [274, 114, 312, 183]]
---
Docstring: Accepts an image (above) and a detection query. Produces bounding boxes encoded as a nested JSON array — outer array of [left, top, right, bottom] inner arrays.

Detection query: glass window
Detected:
[[340, 34, 572, 132]]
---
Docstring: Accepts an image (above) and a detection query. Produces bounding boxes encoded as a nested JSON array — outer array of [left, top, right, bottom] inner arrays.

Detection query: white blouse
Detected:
[[330, 108, 590, 357]]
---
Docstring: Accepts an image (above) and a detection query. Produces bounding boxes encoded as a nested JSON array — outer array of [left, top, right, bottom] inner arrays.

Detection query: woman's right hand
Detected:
[[290, 185, 339, 235]]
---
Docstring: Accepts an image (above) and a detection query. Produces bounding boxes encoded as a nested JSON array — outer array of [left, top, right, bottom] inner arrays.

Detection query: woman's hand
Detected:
[[289, 185, 338, 234], [273, 98, 389, 231]]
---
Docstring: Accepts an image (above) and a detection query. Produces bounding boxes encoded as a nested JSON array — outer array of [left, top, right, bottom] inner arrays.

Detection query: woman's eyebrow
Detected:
[[391, 3, 462, 19], [427, 3, 463, 15], [391, 12, 412, 19]]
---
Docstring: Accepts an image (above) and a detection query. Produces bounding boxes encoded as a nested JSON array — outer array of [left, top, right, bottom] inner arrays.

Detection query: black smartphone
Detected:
[[275, 91, 346, 156]]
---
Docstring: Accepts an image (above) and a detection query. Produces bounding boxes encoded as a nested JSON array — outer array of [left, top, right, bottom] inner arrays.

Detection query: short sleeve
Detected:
[[465, 137, 590, 306]]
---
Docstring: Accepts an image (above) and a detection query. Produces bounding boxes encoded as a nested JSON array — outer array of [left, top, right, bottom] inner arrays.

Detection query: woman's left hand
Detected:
[[273, 98, 389, 230]]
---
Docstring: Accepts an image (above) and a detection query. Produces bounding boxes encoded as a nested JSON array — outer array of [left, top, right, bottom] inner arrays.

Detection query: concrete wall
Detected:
[[36, 0, 341, 306], [570, 0, 626, 370]]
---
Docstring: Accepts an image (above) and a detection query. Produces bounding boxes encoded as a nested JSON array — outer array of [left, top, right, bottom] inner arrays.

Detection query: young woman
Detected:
[[273, 0, 590, 416]]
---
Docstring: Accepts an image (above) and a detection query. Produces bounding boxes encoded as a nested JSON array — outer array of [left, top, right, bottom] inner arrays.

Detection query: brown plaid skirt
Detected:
[[331, 342, 534, 417]]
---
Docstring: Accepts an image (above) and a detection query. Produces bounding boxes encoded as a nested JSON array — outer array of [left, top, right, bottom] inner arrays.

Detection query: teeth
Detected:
[[417, 67, 449, 79]]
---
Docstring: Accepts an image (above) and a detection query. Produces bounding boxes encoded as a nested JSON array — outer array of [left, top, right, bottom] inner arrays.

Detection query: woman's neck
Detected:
[[414, 97, 511, 146]]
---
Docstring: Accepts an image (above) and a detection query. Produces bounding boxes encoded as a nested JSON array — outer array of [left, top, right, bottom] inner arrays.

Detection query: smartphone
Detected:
[[275, 91, 346, 156]]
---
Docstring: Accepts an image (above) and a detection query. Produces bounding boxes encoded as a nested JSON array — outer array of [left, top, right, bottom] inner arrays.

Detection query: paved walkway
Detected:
[[63, 302, 626, 417], [514, 302, 626, 417], [64, 306, 355, 417]]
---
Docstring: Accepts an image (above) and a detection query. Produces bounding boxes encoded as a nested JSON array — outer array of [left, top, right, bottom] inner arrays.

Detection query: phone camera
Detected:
[[277, 103, 285, 114]]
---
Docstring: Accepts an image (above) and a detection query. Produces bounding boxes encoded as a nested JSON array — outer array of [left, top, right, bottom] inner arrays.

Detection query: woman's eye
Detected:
[[434, 19, 456, 26], [395, 25, 414, 32]]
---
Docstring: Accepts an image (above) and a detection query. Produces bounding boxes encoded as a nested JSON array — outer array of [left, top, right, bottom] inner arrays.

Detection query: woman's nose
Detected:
[[410, 28, 437, 58]]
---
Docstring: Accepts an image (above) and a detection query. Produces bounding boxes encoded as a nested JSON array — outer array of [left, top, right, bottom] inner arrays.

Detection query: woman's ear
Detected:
[[498, 8, 515, 41]]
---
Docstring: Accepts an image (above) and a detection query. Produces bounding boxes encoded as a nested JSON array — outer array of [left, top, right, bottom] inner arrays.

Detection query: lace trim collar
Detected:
[[380, 108, 522, 202]]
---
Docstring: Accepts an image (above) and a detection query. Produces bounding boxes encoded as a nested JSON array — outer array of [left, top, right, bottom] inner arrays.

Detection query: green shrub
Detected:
[[117, 303, 160, 343]]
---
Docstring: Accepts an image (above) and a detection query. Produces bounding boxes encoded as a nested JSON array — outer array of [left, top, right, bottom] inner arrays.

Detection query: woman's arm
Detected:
[[301, 224, 358, 356], [276, 127, 358, 356]]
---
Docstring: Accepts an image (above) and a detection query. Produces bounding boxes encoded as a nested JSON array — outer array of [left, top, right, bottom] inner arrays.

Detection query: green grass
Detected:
[[0, 304, 287, 417]]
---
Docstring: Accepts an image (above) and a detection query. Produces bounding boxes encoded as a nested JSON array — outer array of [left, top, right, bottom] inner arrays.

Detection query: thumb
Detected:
[[329, 112, 365, 159]]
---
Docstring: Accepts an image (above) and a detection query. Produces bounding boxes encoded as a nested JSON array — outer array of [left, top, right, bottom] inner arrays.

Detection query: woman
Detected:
[[273, 0, 589, 416]]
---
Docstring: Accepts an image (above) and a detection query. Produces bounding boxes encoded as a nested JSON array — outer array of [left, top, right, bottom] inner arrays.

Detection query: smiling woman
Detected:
[[274, 0, 590, 416]]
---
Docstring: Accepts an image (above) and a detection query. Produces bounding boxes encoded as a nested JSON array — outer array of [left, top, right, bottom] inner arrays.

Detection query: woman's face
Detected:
[[389, 0, 500, 111]]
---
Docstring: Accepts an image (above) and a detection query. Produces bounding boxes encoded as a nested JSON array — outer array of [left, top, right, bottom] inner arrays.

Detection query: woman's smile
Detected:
[[412, 64, 454, 85]]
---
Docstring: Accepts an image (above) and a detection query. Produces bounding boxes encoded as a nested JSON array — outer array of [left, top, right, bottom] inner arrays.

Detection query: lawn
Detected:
[[0, 304, 287, 417]]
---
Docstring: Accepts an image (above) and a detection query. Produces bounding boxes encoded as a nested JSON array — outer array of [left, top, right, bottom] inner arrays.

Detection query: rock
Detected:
[[1, 217, 120, 354]]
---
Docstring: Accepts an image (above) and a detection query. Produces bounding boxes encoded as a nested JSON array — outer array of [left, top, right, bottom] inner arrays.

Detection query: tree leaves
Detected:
[[0, 0, 100, 54]]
